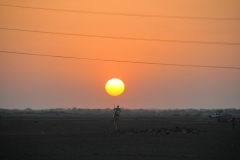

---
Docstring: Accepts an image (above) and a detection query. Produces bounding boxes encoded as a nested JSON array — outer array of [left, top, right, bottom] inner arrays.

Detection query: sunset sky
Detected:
[[0, 0, 240, 109]]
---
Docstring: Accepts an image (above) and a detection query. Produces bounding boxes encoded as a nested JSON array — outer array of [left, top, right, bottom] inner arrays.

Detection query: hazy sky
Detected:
[[0, 0, 240, 109]]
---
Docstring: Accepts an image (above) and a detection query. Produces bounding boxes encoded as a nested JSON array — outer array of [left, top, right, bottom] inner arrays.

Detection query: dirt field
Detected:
[[0, 117, 239, 160]]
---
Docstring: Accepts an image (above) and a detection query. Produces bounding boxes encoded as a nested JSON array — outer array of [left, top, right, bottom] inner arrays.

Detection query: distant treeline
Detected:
[[0, 108, 239, 118]]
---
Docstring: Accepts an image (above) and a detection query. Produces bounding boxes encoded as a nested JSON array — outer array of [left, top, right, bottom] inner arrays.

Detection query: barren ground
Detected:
[[0, 117, 239, 160]]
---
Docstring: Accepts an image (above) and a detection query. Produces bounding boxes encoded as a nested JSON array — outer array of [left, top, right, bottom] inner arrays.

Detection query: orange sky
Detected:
[[0, 0, 240, 109]]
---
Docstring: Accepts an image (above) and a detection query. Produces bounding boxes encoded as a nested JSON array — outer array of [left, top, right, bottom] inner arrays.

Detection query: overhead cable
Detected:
[[0, 4, 239, 21], [1, 27, 240, 46], [1, 50, 240, 70]]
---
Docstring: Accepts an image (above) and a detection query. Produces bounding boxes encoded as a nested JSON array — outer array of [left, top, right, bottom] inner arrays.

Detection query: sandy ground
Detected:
[[0, 117, 239, 160]]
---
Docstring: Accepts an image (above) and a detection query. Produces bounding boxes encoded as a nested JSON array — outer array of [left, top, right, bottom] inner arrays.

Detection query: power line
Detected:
[[1, 50, 240, 70], [1, 27, 240, 46], [0, 4, 240, 21]]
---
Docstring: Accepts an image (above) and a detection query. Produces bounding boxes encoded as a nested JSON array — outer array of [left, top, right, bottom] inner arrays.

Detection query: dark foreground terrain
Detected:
[[0, 117, 239, 160]]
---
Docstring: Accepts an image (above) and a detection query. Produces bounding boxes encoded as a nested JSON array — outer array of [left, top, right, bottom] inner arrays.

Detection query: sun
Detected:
[[105, 78, 125, 96]]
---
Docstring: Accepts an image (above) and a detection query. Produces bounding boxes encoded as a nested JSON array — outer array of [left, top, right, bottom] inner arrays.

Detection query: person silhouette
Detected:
[[112, 105, 121, 131], [113, 105, 121, 118], [231, 118, 237, 130]]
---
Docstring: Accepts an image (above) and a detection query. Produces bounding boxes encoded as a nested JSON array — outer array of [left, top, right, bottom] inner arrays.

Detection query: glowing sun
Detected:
[[105, 78, 125, 96]]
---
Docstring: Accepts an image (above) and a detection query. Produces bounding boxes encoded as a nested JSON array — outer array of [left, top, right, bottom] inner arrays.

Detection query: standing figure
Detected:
[[113, 105, 121, 131], [231, 118, 237, 130]]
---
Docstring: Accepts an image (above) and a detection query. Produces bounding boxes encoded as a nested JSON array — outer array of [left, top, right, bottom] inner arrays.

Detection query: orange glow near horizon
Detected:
[[0, 0, 239, 109]]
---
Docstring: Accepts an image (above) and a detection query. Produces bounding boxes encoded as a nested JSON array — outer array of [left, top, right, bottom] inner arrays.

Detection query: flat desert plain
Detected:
[[0, 117, 239, 160]]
